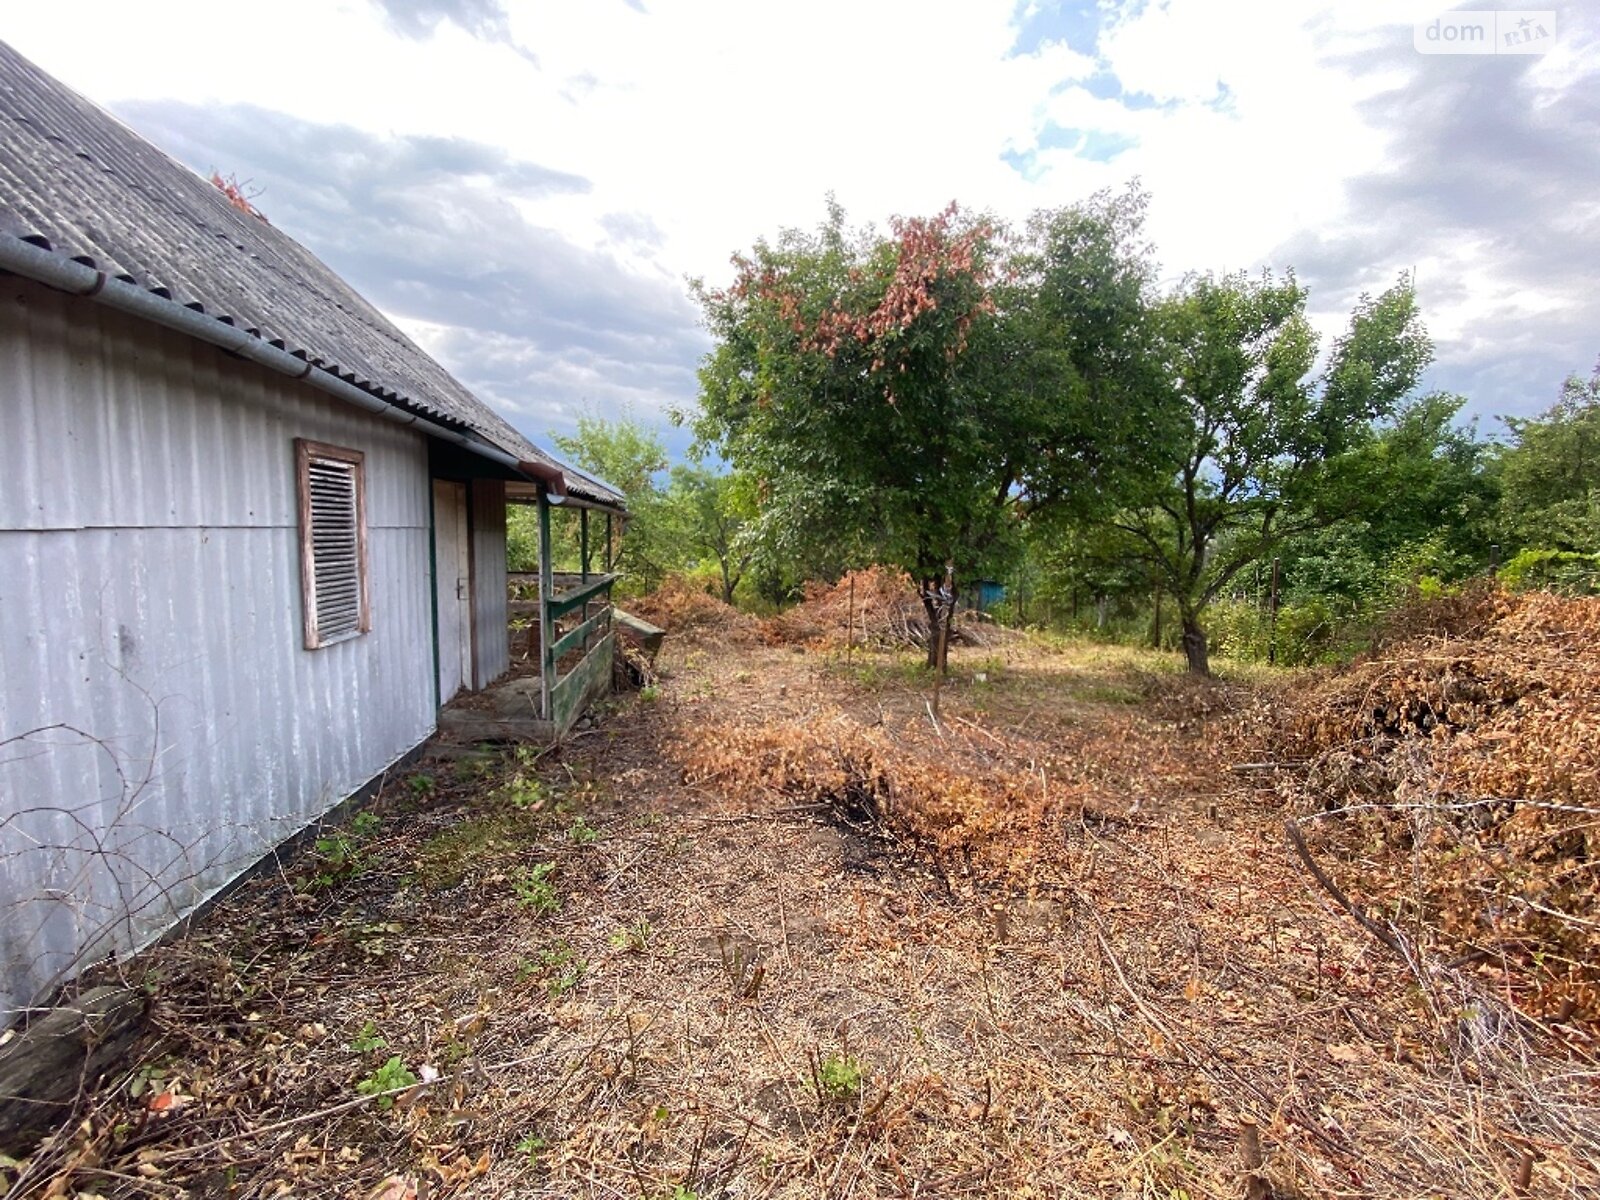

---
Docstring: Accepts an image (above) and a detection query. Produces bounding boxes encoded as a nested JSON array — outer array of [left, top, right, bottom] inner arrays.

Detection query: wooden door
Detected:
[[432, 481, 472, 703]]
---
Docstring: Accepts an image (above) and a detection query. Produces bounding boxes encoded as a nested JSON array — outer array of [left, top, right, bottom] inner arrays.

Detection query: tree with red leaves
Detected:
[[692, 190, 1169, 670]]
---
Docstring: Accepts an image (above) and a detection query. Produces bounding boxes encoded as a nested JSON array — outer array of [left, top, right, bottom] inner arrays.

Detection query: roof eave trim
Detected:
[[0, 232, 533, 475]]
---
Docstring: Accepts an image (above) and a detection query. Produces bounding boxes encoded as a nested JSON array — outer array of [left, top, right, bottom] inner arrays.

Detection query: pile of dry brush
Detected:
[[624, 576, 762, 642], [677, 715, 1077, 888], [1263, 584, 1600, 1031], [635, 568, 1009, 652], [761, 567, 936, 649], [767, 567, 1013, 651]]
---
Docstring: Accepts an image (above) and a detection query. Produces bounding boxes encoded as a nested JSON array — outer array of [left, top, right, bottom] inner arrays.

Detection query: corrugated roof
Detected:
[[0, 40, 622, 509]]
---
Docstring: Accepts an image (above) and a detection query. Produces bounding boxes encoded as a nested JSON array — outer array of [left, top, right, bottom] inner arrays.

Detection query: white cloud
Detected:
[[3, 0, 1596, 429]]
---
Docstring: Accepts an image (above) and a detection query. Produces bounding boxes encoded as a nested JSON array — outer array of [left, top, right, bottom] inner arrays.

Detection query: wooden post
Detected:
[[1490, 543, 1501, 572], [932, 561, 955, 718], [1152, 586, 1162, 650], [940, 561, 954, 672], [846, 573, 856, 664], [605, 511, 614, 573], [539, 494, 555, 720], [580, 507, 590, 583], [1268, 557, 1281, 666], [0, 987, 147, 1155]]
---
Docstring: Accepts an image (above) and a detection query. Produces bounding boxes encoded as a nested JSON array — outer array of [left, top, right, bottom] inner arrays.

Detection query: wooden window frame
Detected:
[[295, 438, 371, 650]]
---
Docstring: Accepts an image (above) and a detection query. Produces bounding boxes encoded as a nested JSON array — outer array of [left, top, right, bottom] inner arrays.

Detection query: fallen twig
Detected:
[[1284, 817, 1404, 955]]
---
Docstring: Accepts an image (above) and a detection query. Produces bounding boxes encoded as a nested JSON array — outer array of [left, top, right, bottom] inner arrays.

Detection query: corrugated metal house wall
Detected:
[[471, 479, 510, 688], [0, 279, 438, 1024]]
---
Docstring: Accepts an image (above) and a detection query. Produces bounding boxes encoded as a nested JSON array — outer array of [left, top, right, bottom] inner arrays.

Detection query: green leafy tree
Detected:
[[693, 190, 1169, 668], [667, 466, 755, 604], [1099, 271, 1431, 674], [1497, 362, 1600, 554], [549, 415, 682, 592], [1363, 391, 1498, 565], [1277, 392, 1497, 607], [1008, 188, 1178, 521], [694, 199, 1010, 667]]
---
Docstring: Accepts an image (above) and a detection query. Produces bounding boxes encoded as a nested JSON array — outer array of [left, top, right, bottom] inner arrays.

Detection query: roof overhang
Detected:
[[506, 476, 625, 513], [0, 232, 627, 514]]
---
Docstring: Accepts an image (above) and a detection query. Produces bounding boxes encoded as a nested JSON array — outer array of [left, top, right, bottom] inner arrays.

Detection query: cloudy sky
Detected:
[[4, 1, 1596, 456]]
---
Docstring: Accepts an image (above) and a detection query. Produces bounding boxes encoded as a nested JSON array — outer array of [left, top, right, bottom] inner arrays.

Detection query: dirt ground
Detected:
[[8, 631, 1596, 1199]]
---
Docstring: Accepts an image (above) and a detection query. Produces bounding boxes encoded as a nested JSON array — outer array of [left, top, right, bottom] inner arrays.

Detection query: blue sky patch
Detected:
[[1004, 120, 1138, 178], [1073, 69, 1169, 111], [1008, 0, 1105, 56]]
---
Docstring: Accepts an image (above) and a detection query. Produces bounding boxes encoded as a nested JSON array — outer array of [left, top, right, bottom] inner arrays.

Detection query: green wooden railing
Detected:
[[537, 498, 617, 736]]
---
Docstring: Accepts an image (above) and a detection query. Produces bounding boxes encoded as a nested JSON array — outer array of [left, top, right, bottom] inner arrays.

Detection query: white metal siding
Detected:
[[0, 279, 437, 1024], [471, 479, 510, 688]]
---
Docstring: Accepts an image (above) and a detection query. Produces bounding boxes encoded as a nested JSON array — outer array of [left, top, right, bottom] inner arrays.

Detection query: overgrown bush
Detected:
[[1498, 547, 1600, 594]]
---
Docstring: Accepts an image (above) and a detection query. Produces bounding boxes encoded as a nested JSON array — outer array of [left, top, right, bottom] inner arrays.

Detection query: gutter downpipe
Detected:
[[0, 235, 569, 497]]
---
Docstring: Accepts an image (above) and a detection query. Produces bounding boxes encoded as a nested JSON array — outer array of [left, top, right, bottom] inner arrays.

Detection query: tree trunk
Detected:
[[921, 585, 941, 669], [0, 986, 148, 1155], [1181, 612, 1211, 676], [920, 570, 955, 673]]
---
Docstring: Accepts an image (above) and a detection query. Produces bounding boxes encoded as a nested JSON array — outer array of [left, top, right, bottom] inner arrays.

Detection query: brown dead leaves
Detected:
[[1267, 586, 1600, 1028], [625, 576, 761, 642], [676, 714, 1072, 887]]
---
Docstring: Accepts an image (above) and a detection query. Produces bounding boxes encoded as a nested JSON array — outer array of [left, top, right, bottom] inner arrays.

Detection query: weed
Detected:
[[452, 753, 496, 784], [406, 773, 436, 798], [640, 684, 662, 703], [502, 775, 547, 810], [127, 1064, 167, 1099], [353, 921, 405, 961], [514, 862, 560, 914], [516, 1132, 547, 1162], [417, 811, 537, 889], [608, 917, 652, 953], [356, 1056, 417, 1109], [839, 655, 929, 692], [310, 833, 357, 883], [717, 933, 764, 998], [973, 655, 1007, 684], [1074, 682, 1142, 705], [538, 942, 587, 997], [569, 816, 599, 846], [349, 1020, 387, 1054], [304, 810, 382, 889], [813, 1051, 865, 1107]]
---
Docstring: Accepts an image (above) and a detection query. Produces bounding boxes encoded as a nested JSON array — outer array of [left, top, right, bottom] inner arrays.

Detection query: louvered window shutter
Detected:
[[296, 440, 370, 648]]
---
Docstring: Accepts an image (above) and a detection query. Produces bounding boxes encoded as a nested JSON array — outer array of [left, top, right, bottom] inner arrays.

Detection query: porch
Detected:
[[437, 485, 621, 742]]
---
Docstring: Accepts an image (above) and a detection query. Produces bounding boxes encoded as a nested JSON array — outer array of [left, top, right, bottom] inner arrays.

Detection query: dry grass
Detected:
[[7, 623, 1597, 1199]]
